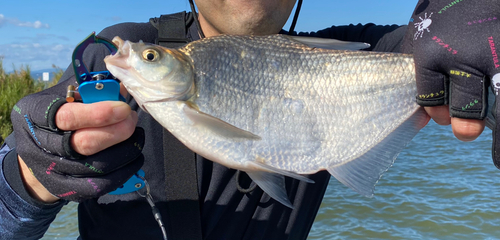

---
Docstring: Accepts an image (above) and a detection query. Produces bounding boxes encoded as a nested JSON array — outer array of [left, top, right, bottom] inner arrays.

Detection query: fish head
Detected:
[[104, 36, 195, 109]]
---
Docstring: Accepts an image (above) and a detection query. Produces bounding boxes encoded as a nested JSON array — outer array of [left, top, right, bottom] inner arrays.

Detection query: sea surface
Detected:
[[41, 121, 500, 239]]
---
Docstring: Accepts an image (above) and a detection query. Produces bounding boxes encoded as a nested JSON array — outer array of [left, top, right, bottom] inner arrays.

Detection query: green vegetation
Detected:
[[0, 59, 63, 145]]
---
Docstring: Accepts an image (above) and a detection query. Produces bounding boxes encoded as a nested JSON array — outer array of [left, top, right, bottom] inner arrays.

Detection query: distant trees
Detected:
[[0, 59, 62, 144]]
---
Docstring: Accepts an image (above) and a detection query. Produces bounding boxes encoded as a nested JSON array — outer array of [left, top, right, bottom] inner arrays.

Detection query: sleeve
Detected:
[[0, 143, 67, 240], [0, 22, 157, 239], [296, 23, 408, 53]]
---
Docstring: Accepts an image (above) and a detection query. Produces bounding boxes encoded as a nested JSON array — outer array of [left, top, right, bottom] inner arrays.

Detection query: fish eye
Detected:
[[142, 49, 159, 62]]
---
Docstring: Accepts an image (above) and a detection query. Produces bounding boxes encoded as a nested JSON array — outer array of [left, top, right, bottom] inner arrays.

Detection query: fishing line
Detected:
[[288, 0, 303, 34], [137, 175, 168, 240], [236, 170, 257, 193], [189, 0, 206, 39], [161, 0, 303, 234]]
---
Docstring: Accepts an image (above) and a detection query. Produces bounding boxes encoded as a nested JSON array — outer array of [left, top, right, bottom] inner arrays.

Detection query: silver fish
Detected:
[[104, 34, 429, 208]]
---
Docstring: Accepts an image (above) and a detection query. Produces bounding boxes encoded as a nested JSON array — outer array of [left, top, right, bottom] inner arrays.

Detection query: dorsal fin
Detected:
[[289, 36, 370, 50]]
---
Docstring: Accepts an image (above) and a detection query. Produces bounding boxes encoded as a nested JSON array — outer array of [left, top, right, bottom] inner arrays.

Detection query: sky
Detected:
[[0, 1, 418, 72]]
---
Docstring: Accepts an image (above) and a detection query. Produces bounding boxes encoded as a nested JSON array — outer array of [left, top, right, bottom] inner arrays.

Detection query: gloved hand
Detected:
[[402, 0, 500, 167], [11, 91, 144, 202]]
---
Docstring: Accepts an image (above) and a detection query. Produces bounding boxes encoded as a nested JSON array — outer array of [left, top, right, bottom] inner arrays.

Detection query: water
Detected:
[[309, 121, 500, 240], [42, 121, 500, 239], [41, 202, 78, 239]]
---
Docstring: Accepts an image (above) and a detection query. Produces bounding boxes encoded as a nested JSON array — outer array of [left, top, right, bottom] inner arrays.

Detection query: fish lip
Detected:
[[104, 37, 131, 69], [111, 36, 128, 55], [112, 36, 124, 48]]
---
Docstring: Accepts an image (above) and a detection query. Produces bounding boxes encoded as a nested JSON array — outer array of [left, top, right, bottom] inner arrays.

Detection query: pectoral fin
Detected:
[[183, 103, 261, 140]]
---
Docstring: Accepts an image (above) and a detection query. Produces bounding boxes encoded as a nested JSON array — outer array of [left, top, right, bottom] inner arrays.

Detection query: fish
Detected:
[[104, 34, 429, 208]]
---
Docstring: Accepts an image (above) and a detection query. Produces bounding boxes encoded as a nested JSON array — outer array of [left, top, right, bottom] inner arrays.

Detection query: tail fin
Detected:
[[327, 108, 428, 197]]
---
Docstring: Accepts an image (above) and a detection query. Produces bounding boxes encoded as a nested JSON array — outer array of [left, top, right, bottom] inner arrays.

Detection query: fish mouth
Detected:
[[104, 36, 144, 102], [103, 37, 139, 89], [103, 37, 131, 69]]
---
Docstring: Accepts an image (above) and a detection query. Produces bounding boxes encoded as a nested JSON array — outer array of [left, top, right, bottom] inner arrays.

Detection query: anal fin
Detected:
[[246, 171, 293, 209], [245, 162, 314, 209]]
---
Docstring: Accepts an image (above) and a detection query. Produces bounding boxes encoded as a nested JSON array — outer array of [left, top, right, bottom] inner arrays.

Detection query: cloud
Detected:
[[35, 33, 70, 42], [0, 42, 73, 72], [0, 13, 50, 29], [110, 16, 122, 22], [12, 33, 70, 43], [0, 14, 6, 27]]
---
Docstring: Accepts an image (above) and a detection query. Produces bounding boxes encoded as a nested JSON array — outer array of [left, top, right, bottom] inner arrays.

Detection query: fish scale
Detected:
[[105, 34, 428, 208], [182, 35, 416, 166]]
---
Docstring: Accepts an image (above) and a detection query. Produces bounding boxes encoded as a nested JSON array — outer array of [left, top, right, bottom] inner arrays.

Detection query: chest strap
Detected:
[[150, 11, 203, 240], [151, 12, 191, 48]]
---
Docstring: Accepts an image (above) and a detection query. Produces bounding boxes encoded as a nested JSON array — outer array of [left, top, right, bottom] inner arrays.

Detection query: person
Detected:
[[1, 0, 497, 239]]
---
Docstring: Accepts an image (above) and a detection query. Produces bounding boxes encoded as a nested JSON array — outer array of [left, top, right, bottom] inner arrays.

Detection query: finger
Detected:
[[424, 105, 451, 125], [425, 106, 485, 141], [56, 101, 131, 131], [413, 42, 448, 107], [451, 117, 485, 142], [448, 73, 487, 120], [45, 153, 144, 201], [71, 111, 138, 156]]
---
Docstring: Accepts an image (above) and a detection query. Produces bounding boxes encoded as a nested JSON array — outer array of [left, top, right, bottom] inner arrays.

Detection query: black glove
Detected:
[[402, 0, 500, 167], [11, 92, 144, 201]]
